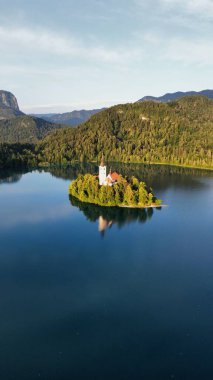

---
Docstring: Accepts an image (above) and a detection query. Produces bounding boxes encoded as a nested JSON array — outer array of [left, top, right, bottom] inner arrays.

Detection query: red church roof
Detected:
[[110, 172, 120, 181]]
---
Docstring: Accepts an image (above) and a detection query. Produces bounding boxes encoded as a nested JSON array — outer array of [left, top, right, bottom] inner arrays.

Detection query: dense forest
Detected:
[[39, 96, 213, 169], [69, 173, 162, 207], [0, 96, 213, 169], [0, 116, 66, 144], [0, 143, 37, 168]]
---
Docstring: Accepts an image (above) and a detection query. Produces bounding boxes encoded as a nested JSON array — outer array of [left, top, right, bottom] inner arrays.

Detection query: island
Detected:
[[69, 156, 162, 208]]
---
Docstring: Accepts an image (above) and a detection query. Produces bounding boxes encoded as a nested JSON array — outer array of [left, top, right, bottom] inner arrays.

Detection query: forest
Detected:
[[0, 116, 65, 144], [69, 173, 162, 207], [0, 96, 213, 170], [38, 96, 213, 169], [0, 143, 37, 168]]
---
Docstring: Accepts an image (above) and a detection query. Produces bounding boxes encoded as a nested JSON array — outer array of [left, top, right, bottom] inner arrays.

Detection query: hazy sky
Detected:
[[0, 0, 213, 113]]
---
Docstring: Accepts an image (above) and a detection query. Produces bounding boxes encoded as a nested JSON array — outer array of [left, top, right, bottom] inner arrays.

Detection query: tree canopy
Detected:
[[39, 96, 213, 169], [69, 173, 162, 208], [0, 96, 213, 170]]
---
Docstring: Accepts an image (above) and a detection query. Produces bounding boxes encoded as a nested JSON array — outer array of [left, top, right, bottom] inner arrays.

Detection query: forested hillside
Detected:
[[0, 105, 24, 120], [38, 96, 213, 169], [0, 116, 65, 144], [0, 143, 37, 168]]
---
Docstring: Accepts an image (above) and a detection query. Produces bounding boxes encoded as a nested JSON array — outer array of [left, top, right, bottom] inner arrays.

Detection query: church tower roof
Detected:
[[100, 154, 105, 167]]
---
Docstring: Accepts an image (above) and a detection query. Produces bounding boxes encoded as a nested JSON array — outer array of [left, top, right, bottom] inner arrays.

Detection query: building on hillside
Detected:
[[99, 155, 120, 186]]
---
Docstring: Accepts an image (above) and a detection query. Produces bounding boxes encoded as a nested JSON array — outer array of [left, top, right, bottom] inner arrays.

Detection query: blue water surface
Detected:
[[0, 165, 212, 379]]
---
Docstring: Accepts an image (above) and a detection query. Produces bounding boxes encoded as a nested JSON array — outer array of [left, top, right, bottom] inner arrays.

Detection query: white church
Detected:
[[99, 155, 120, 186]]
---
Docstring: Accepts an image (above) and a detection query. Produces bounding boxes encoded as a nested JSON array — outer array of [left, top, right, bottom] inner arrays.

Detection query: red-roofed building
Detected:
[[99, 155, 120, 186], [106, 170, 120, 186], [110, 172, 119, 181]]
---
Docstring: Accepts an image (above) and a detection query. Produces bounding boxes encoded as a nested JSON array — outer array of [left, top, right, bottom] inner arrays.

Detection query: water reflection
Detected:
[[98, 216, 113, 235], [0, 167, 29, 184], [46, 163, 212, 191], [0, 174, 22, 185], [1, 163, 211, 189], [69, 195, 158, 236]]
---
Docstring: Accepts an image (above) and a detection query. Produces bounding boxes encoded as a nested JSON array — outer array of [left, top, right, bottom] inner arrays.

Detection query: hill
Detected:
[[38, 96, 213, 169], [0, 90, 68, 144], [0, 143, 37, 168], [32, 108, 104, 127], [0, 105, 24, 120], [0, 90, 20, 110], [138, 89, 213, 103], [0, 116, 66, 144], [0, 90, 24, 119]]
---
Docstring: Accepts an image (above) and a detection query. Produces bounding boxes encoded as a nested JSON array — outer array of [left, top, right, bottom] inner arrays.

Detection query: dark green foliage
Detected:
[[1, 96, 213, 169], [39, 96, 213, 169], [0, 116, 66, 144], [69, 173, 162, 207], [0, 143, 37, 168]]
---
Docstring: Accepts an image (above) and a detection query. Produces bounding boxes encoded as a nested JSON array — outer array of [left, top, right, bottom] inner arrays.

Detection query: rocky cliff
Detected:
[[0, 90, 20, 110]]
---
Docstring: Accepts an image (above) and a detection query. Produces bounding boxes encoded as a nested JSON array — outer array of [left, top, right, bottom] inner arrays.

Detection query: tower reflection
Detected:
[[98, 216, 113, 236], [69, 195, 160, 236]]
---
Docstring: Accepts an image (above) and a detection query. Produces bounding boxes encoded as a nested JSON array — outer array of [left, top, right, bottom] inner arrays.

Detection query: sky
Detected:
[[0, 0, 213, 113]]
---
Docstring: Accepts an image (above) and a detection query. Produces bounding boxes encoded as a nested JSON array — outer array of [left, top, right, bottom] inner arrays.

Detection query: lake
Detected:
[[0, 164, 213, 380]]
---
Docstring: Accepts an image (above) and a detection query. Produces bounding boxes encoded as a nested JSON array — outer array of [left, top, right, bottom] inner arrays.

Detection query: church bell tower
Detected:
[[99, 154, 107, 185]]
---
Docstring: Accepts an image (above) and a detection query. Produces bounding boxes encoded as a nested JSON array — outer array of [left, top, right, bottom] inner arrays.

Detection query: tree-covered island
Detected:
[[69, 157, 162, 208]]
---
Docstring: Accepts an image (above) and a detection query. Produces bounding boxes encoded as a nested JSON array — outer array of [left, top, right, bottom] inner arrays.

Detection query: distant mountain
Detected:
[[0, 90, 24, 119], [0, 115, 66, 144], [32, 108, 105, 127], [0, 90, 20, 110], [138, 89, 213, 103], [0, 90, 68, 143], [1, 95, 213, 170]]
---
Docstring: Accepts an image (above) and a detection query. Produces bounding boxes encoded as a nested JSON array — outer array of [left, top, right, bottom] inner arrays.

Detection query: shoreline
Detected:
[[38, 161, 213, 172], [2, 161, 212, 172], [69, 194, 165, 209], [119, 204, 167, 209]]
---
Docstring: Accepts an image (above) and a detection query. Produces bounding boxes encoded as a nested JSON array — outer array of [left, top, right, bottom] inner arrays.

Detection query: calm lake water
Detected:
[[0, 164, 213, 380]]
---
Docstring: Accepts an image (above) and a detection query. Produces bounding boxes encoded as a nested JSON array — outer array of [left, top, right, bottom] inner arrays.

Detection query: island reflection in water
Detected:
[[69, 195, 161, 236]]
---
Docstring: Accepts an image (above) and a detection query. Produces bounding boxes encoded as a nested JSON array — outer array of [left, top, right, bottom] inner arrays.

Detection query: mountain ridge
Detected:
[[0, 114, 67, 144], [0, 90, 68, 143], [31, 108, 105, 127], [0, 90, 24, 119], [0, 90, 20, 110], [1, 95, 213, 169], [138, 89, 213, 103]]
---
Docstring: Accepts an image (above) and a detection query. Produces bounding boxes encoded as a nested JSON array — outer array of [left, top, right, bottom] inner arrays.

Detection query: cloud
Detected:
[[0, 25, 142, 64], [159, 0, 213, 18], [164, 37, 213, 65], [132, 29, 213, 66]]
